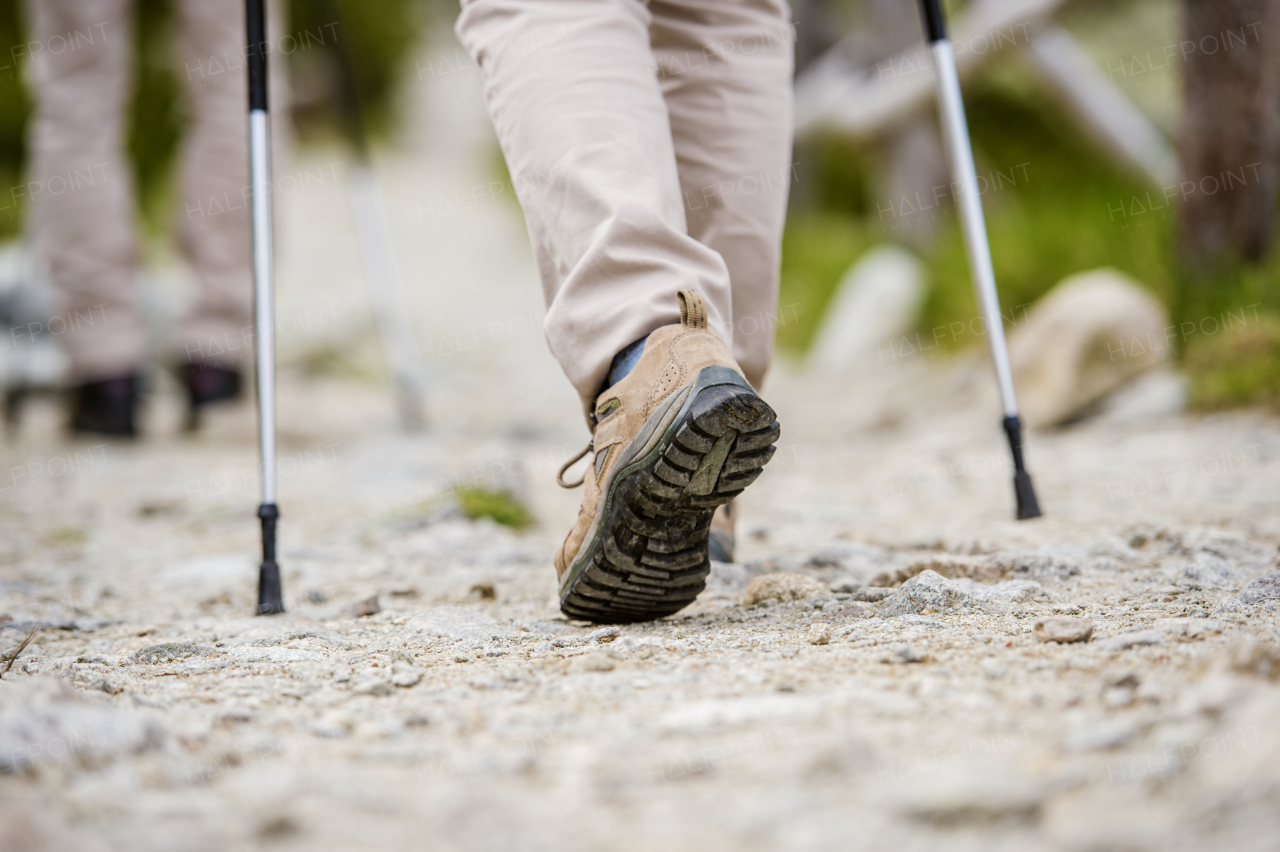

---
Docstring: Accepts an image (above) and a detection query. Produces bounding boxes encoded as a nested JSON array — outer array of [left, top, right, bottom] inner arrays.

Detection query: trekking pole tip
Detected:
[[1014, 470, 1042, 520], [257, 560, 285, 615], [1001, 415, 1043, 521], [256, 502, 284, 615]]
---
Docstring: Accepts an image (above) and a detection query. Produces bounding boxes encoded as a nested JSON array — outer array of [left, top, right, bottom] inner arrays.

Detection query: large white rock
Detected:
[[807, 244, 925, 375], [1008, 268, 1169, 428], [1094, 366, 1187, 422]]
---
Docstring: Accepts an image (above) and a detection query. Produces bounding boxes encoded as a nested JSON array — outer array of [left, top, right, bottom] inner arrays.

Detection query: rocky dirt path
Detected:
[[3, 29, 1280, 852], [1, 365, 1277, 852]]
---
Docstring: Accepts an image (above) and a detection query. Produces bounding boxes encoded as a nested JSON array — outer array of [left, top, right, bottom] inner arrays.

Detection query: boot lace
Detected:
[[556, 441, 593, 488]]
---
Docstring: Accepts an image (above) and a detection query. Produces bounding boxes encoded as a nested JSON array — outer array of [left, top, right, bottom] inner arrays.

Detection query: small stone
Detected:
[[306, 588, 327, 604], [1033, 617, 1093, 644], [452, 653, 470, 663], [742, 573, 825, 607], [1224, 639, 1280, 680], [350, 595, 380, 618], [884, 570, 1045, 616], [903, 770, 1043, 826], [575, 651, 615, 672], [311, 712, 353, 738], [871, 555, 992, 588], [853, 587, 893, 602], [1096, 630, 1164, 652], [1104, 672, 1138, 690], [892, 645, 925, 664], [0, 679, 166, 773], [352, 677, 393, 697], [807, 623, 832, 645], [1062, 720, 1137, 752], [585, 626, 620, 644], [217, 708, 254, 725], [468, 583, 496, 602], [1216, 572, 1280, 613], [258, 816, 299, 840], [94, 678, 122, 695], [132, 643, 217, 665], [880, 571, 976, 616], [1101, 686, 1135, 708], [391, 661, 423, 688]]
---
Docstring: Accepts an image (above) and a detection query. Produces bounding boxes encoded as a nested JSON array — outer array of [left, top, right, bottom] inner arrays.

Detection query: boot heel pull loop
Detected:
[[677, 289, 708, 329], [556, 441, 593, 488]]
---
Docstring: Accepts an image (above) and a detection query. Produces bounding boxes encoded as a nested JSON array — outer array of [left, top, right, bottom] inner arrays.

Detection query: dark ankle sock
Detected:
[[606, 334, 648, 388]]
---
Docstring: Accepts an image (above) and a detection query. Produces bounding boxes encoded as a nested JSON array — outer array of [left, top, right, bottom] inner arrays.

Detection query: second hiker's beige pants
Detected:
[[456, 0, 794, 411], [25, 0, 288, 380]]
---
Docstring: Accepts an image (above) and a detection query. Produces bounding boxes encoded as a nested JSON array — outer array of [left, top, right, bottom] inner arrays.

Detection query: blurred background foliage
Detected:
[[0, 0, 30, 234], [0, 0, 1275, 409], [0, 0, 424, 239], [779, 0, 1280, 410]]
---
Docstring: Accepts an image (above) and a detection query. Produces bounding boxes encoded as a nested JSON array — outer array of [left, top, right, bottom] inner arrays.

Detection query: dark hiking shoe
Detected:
[[69, 374, 140, 437], [177, 362, 243, 431], [555, 290, 779, 624]]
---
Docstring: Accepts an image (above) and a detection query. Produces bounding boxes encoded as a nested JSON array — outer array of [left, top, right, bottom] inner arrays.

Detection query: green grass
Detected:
[[1185, 315, 1280, 411], [453, 486, 532, 530]]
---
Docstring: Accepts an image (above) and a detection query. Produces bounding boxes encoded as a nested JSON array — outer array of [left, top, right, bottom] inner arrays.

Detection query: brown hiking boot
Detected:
[[555, 290, 779, 623]]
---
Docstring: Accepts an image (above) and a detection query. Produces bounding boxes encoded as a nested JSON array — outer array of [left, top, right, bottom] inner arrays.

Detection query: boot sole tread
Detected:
[[561, 382, 779, 624]]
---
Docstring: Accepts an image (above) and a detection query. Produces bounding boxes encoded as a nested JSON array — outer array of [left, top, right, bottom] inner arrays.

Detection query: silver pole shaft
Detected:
[[348, 163, 426, 430], [930, 41, 1019, 418], [249, 109, 276, 503]]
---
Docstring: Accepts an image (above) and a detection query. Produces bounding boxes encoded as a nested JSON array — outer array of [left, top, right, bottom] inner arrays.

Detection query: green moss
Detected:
[[453, 486, 532, 530], [50, 527, 87, 545]]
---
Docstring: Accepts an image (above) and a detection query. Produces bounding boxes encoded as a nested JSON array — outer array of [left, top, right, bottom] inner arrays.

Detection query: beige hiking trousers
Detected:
[[456, 0, 794, 411], [25, 0, 287, 380]]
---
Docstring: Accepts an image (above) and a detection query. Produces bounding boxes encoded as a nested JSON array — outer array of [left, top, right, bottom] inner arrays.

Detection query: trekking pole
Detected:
[[246, 0, 284, 612], [324, 0, 426, 430], [916, 0, 1041, 520]]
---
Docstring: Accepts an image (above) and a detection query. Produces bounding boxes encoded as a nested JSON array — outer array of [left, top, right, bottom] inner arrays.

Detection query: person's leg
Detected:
[[456, 0, 736, 415], [458, 0, 782, 624], [172, 0, 290, 376], [651, 0, 794, 390], [651, 0, 793, 562], [25, 0, 141, 381]]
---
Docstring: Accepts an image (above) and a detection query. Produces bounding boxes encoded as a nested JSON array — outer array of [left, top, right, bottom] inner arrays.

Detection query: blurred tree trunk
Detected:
[[1178, 0, 1280, 269], [789, 0, 843, 212], [867, 0, 948, 250]]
